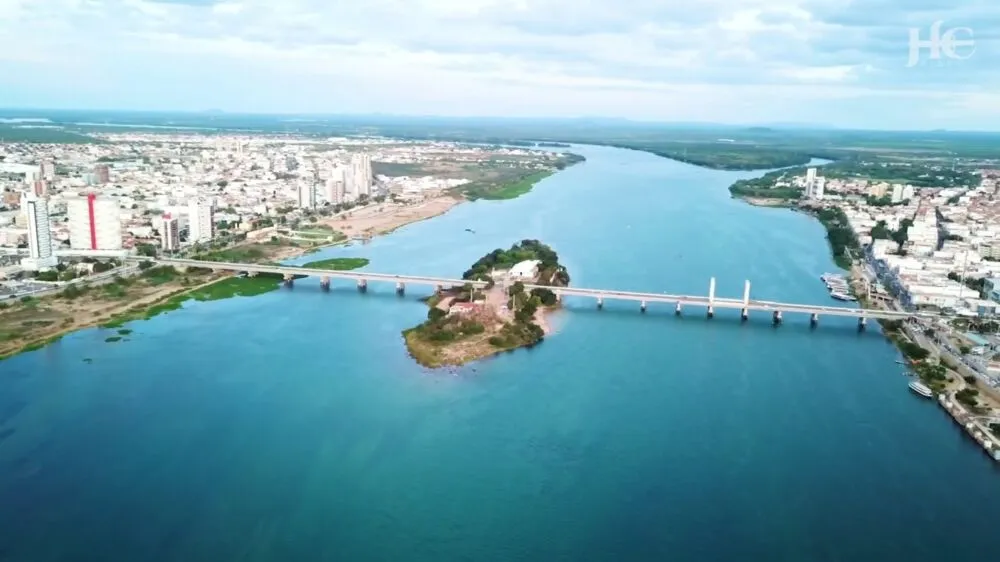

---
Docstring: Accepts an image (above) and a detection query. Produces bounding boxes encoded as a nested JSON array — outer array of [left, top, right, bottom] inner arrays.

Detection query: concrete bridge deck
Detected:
[[144, 258, 932, 322]]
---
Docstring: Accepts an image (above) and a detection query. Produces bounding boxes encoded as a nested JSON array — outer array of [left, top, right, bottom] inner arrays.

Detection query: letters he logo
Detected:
[[907, 21, 975, 67]]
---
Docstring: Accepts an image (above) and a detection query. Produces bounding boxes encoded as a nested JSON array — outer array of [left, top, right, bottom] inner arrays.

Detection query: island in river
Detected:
[[402, 240, 570, 368]]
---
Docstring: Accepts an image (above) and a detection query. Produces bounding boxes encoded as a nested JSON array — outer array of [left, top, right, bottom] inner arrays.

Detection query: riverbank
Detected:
[[320, 196, 463, 238]]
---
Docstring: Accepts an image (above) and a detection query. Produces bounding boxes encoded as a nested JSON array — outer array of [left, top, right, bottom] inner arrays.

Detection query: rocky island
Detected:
[[402, 240, 570, 368]]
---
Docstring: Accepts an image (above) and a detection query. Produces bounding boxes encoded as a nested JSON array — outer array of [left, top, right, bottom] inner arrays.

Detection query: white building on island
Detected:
[[508, 260, 541, 281]]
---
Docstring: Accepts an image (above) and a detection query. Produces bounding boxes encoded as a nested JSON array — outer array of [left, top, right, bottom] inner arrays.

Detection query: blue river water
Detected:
[[2, 145, 999, 561]]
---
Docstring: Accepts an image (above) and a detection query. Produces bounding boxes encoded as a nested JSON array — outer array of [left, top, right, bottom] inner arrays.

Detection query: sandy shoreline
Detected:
[[320, 196, 463, 239]]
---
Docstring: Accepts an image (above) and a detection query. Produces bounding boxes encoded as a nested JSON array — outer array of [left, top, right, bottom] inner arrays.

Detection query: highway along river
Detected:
[[2, 144, 999, 562]]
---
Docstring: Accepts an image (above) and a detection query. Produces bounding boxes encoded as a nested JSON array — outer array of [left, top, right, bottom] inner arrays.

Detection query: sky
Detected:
[[0, 0, 997, 130]]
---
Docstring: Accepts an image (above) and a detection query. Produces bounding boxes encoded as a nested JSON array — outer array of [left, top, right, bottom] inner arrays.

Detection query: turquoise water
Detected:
[[2, 145, 999, 561]]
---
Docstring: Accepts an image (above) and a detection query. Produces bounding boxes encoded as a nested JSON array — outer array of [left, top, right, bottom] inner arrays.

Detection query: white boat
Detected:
[[909, 380, 933, 398], [830, 291, 857, 302]]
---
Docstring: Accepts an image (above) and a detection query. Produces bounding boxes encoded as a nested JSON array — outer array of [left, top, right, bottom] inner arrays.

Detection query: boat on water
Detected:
[[465, 228, 476, 234], [909, 380, 933, 398], [830, 291, 857, 302], [895, 359, 907, 365]]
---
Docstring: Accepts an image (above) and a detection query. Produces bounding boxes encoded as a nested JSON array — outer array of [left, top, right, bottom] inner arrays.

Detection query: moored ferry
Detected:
[[909, 380, 933, 398]]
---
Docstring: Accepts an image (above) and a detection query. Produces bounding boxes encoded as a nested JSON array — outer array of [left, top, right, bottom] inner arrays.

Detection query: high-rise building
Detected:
[[326, 166, 345, 205], [94, 164, 110, 184], [161, 214, 180, 251], [40, 160, 56, 181], [811, 177, 825, 200], [891, 184, 905, 204], [67, 193, 123, 250], [23, 169, 40, 184], [31, 180, 48, 197], [902, 185, 915, 201], [21, 193, 58, 271], [188, 198, 215, 243], [350, 154, 373, 198], [298, 182, 317, 209]]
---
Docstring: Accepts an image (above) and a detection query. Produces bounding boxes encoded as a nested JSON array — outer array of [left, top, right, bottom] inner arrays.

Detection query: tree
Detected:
[[428, 307, 447, 322], [138, 260, 154, 270], [507, 281, 525, 296], [136, 243, 157, 257]]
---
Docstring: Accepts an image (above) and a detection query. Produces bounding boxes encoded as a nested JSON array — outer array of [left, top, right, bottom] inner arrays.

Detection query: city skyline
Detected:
[[0, 0, 997, 130]]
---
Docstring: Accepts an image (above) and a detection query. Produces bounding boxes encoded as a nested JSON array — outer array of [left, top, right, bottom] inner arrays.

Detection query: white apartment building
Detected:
[[350, 153, 373, 198], [161, 214, 180, 251], [891, 184, 905, 203], [326, 166, 345, 205], [188, 198, 215, 243], [40, 160, 56, 181], [298, 182, 317, 210], [67, 193, 123, 250], [21, 194, 58, 271]]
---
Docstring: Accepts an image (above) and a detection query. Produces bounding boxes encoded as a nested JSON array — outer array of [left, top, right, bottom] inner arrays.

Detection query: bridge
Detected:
[[143, 258, 934, 326]]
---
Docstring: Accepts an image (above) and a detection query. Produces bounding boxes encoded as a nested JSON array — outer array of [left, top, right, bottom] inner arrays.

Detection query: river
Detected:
[[1, 145, 999, 561]]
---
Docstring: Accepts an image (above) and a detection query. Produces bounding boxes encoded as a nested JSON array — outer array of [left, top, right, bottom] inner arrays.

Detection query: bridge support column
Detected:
[[248, 271, 258, 278], [319, 276, 331, 291], [357, 279, 367, 293], [283, 273, 294, 287], [858, 316, 867, 331], [435, 284, 443, 294], [741, 280, 750, 321], [396, 282, 405, 296], [707, 306, 714, 319], [675, 302, 682, 315], [596, 296, 603, 309], [555, 292, 562, 304], [772, 310, 782, 325], [640, 300, 647, 313], [810, 313, 819, 327]]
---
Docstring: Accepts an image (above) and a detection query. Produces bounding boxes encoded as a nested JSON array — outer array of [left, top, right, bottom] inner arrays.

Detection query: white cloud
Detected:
[[0, 0, 996, 128]]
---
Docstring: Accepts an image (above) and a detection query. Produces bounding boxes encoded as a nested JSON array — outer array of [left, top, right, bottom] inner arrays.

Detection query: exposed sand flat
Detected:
[[320, 196, 463, 238]]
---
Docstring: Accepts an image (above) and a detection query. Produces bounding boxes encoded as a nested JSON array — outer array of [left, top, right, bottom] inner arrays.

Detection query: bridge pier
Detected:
[[772, 310, 782, 325], [858, 316, 867, 331], [357, 279, 367, 293], [396, 281, 405, 296], [435, 284, 444, 294], [675, 302, 682, 316], [596, 296, 603, 309], [555, 292, 562, 304], [248, 271, 258, 278], [282, 273, 294, 287], [707, 305, 714, 319], [319, 276, 331, 291], [741, 280, 750, 322], [810, 313, 819, 328], [640, 300, 647, 313]]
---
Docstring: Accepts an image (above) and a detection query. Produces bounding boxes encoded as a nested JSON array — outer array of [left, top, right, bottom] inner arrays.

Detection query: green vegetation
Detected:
[[627, 144, 822, 170], [455, 153, 584, 200], [728, 167, 806, 199], [300, 257, 369, 270], [820, 160, 980, 188], [463, 170, 554, 200], [462, 239, 569, 286], [404, 240, 567, 368], [805, 206, 860, 270]]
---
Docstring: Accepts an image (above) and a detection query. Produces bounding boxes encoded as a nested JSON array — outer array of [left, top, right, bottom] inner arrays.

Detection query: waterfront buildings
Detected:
[[20, 194, 57, 271], [188, 198, 215, 243], [350, 154, 373, 199], [67, 194, 123, 250], [298, 182, 317, 210], [161, 214, 180, 251]]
